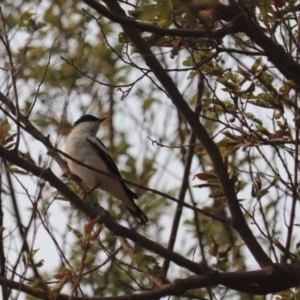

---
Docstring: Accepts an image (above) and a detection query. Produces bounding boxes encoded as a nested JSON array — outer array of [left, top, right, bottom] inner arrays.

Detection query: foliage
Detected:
[[1, 0, 300, 299]]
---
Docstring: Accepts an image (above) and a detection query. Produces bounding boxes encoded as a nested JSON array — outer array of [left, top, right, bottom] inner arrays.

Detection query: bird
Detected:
[[65, 114, 148, 225]]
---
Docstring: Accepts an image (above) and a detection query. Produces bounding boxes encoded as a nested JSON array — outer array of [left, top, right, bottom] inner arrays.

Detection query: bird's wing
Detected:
[[86, 136, 138, 199]]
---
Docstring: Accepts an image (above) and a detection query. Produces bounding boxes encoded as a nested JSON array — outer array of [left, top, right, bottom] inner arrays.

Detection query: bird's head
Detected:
[[72, 115, 107, 135]]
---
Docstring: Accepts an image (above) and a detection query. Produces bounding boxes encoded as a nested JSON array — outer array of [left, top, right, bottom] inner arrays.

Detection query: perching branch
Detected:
[[0, 145, 209, 275], [0, 92, 228, 224]]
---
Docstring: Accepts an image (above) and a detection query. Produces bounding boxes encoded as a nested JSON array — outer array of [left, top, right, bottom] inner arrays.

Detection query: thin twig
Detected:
[[0, 8, 20, 152], [26, 34, 60, 118]]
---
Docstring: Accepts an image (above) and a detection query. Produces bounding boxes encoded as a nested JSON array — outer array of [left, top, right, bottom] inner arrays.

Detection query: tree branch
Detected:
[[162, 75, 203, 276], [4, 164, 41, 280], [0, 146, 209, 275], [213, 2, 300, 90], [86, 0, 273, 268], [83, 0, 235, 39], [0, 92, 228, 225], [0, 264, 300, 299], [0, 171, 9, 300], [84, 0, 300, 90]]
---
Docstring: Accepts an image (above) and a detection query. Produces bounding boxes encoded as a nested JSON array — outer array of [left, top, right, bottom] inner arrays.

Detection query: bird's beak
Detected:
[[98, 117, 108, 123]]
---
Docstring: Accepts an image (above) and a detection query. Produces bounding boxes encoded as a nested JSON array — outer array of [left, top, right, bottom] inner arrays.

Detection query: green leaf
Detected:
[[209, 189, 224, 198], [251, 56, 262, 73], [245, 112, 263, 125], [9, 168, 28, 175], [255, 125, 272, 136], [133, 253, 158, 268], [67, 225, 83, 239], [248, 99, 274, 109], [0, 119, 11, 145]]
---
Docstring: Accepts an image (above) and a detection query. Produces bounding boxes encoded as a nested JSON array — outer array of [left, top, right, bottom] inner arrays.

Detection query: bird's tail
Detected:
[[126, 203, 148, 225]]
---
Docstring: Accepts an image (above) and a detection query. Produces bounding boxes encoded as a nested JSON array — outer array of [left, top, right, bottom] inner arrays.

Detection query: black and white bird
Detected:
[[65, 115, 148, 225]]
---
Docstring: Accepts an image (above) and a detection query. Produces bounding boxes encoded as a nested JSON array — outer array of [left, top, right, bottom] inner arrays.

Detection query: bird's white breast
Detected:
[[65, 128, 134, 207], [65, 132, 108, 188]]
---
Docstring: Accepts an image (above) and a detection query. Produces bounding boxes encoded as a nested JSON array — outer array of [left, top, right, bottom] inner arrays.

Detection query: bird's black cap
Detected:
[[73, 115, 107, 127]]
